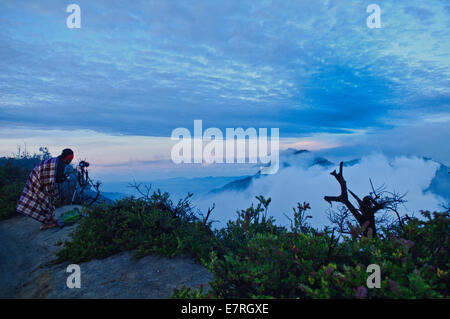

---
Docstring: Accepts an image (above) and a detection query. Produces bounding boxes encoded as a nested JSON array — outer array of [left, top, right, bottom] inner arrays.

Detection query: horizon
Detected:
[[0, 1, 449, 184], [2, 1, 450, 302]]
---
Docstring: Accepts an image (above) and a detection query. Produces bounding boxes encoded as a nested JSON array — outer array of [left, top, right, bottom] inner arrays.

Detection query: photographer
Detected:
[[16, 148, 74, 230]]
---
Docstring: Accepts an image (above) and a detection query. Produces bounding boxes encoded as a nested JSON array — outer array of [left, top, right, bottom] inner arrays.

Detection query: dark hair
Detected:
[[60, 148, 74, 157]]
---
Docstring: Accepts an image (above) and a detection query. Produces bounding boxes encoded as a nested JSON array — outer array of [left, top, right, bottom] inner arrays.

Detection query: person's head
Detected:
[[60, 148, 74, 164]]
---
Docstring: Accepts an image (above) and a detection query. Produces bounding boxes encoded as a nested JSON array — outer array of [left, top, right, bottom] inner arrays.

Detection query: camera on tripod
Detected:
[[79, 160, 90, 168]]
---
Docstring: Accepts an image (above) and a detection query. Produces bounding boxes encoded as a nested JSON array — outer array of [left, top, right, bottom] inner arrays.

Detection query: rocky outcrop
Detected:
[[0, 206, 212, 298]]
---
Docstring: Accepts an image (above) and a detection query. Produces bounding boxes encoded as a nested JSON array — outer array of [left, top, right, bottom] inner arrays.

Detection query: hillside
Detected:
[[0, 206, 212, 298]]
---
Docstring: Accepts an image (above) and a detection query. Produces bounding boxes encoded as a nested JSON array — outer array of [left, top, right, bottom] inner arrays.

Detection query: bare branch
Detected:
[[324, 163, 408, 237], [324, 161, 364, 225], [127, 180, 152, 201], [203, 203, 215, 226], [348, 189, 363, 207]]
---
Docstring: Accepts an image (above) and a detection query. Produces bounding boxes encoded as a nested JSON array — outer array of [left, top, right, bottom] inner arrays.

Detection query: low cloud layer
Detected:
[[194, 153, 446, 229]]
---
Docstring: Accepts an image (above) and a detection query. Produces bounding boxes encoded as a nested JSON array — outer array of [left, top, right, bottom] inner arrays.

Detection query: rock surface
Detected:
[[0, 206, 213, 298]]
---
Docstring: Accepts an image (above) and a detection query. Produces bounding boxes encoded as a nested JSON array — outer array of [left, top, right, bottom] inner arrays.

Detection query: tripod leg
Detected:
[[71, 187, 78, 205]]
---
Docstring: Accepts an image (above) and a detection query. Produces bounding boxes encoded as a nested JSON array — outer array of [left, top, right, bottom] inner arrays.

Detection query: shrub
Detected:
[[56, 191, 216, 263], [213, 196, 282, 259], [0, 148, 52, 220], [56, 188, 448, 299], [0, 160, 33, 220], [205, 207, 449, 299], [171, 285, 212, 299]]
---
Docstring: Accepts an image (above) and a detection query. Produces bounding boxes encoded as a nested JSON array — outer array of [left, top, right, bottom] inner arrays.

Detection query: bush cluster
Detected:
[[56, 191, 216, 263], [0, 147, 51, 220], [57, 190, 449, 299], [0, 160, 29, 220], [207, 205, 449, 298]]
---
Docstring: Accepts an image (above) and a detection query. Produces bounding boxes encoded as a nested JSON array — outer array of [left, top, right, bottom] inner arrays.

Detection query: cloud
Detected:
[[194, 153, 445, 229], [0, 0, 448, 138], [0, 126, 340, 181], [315, 120, 450, 166]]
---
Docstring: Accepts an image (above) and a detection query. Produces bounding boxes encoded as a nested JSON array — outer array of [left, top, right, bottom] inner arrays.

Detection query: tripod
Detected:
[[70, 160, 100, 206]]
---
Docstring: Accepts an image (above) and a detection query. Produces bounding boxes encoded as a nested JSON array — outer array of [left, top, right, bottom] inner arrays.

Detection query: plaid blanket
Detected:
[[16, 157, 60, 223]]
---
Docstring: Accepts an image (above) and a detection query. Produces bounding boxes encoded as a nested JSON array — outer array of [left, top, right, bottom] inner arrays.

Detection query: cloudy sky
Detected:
[[0, 0, 449, 180]]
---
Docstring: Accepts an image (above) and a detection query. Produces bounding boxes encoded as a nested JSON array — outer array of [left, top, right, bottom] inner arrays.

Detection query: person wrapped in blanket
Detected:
[[16, 148, 74, 230]]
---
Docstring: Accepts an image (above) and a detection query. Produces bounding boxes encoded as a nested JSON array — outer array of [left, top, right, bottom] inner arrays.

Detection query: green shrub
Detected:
[[171, 285, 212, 299], [0, 160, 32, 220], [213, 196, 282, 259], [56, 187, 448, 299], [56, 191, 216, 263], [206, 207, 449, 299], [0, 148, 51, 220]]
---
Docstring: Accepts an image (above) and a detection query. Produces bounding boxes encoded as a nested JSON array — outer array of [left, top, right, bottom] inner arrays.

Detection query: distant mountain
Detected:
[[210, 149, 449, 203], [293, 149, 310, 155], [426, 162, 450, 202], [102, 176, 245, 201], [102, 191, 128, 201], [210, 149, 348, 194], [100, 150, 449, 205], [210, 172, 262, 193], [312, 157, 334, 167]]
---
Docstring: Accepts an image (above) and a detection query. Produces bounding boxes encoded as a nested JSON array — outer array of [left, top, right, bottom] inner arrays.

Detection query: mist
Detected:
[[194, 153, 446, 229]]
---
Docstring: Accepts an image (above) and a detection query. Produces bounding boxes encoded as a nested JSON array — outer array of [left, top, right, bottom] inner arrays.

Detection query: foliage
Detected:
[[205, 204, 449, 299], [54, 184, 448, 299], [171, 285, 212, 299], [56, 190, 216, 263], [212, 196, 281, 258], [0, 147, 51, 220]]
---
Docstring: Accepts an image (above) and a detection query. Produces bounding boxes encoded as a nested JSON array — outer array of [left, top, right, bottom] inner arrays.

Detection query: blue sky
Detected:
[[0, 0, 449, 178]]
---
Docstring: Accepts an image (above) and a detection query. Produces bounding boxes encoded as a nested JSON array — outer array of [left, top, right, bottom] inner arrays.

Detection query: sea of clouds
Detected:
[[194, 153, 446, 229]]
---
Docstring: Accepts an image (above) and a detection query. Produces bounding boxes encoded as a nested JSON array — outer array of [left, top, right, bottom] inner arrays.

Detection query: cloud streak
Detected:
[[0, 0, 448, 138]]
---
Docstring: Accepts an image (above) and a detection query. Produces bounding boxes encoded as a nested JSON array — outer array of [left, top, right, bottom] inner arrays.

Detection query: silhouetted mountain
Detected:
[[426, 162, 450, 202], [312, 157, 334, 167], [210, 172, 262, 193], [209, 150, 449, 204]]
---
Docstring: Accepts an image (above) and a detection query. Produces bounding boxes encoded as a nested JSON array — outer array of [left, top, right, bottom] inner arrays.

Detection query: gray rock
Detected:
[[0, 208, 213, 299]]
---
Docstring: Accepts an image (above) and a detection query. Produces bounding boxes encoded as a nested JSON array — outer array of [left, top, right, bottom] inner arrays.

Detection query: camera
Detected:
[[79, 160, 90, 168]]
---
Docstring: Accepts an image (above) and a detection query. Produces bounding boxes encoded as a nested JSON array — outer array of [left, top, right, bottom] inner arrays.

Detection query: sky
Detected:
[[0, 0, 449, 180]]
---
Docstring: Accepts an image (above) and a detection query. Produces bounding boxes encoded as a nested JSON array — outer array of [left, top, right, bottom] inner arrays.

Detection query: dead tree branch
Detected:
[[324, 161, 406, 237]]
